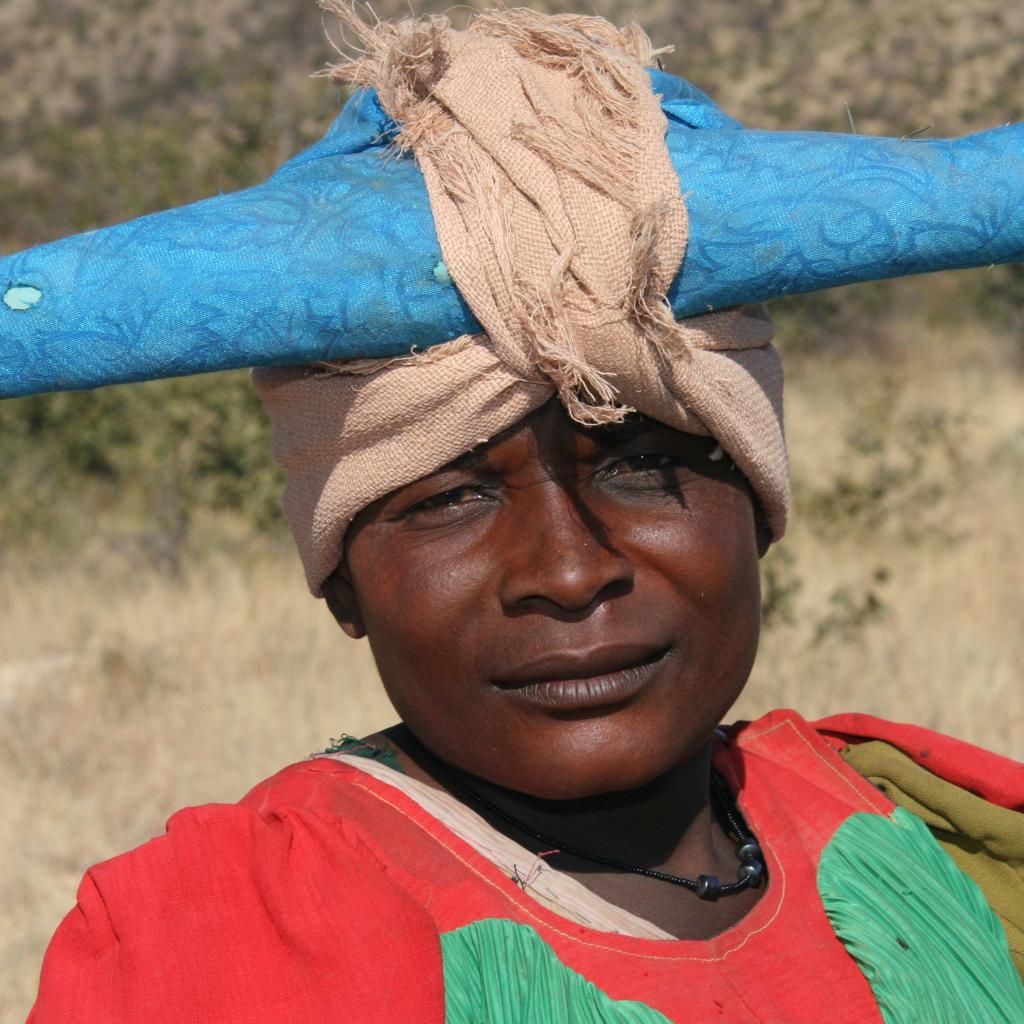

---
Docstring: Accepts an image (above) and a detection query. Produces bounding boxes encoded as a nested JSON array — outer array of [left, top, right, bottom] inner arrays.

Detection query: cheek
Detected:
[[628, 485, 761, 616], [696, 497, 761, 643], [348, 532, 497, 708], [692, 497, 762, 703], [624, 488, 762, 706]]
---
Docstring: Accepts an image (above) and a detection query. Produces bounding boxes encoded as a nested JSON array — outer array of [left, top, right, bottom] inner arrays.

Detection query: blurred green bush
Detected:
[[0, 373, 282, 568]]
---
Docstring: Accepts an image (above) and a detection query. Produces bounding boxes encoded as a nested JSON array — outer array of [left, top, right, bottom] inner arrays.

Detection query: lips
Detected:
[[492, 643, 669, 710]]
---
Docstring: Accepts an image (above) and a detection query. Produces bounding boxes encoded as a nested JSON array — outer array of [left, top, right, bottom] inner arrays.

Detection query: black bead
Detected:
[[696, 874, 722, 901], [737, 840, 762, 862], [739, 860, 764, 887]]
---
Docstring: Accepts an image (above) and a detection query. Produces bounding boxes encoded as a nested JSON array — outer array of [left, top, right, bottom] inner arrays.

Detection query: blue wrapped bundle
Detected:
[[1, 69, 1022, 398]]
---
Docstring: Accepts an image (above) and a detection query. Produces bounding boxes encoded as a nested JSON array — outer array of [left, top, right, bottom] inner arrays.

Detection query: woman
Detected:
[[10, 7, 1024, 1021]]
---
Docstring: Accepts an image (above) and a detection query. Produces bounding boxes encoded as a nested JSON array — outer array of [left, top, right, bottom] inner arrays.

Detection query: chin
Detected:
[[492, 724, 703, 801]]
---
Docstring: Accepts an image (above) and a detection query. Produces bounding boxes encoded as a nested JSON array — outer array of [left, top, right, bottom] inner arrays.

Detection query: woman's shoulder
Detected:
[[810, 710, 1023, 811], [721, 707, 1022, 811], [240, 750, 397, 816], [61, 755, 405, 891], [30, 758, 446, 1021], [74, 755, 415, 922]]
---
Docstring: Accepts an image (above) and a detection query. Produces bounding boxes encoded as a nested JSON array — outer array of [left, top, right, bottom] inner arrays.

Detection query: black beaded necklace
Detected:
[[433, 758, 765, 902]]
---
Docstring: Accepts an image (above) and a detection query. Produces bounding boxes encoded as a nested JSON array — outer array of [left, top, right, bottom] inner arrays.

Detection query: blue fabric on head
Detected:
[[0, 89, 474, 397], [2, 70, 1022, 398]]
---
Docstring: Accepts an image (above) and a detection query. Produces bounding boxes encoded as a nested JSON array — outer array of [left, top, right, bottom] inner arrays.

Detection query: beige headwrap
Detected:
[[253, 7, 787, 596]]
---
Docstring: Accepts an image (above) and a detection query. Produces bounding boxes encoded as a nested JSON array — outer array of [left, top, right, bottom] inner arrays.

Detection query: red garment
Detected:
[[28, 710, 1019, 1023]]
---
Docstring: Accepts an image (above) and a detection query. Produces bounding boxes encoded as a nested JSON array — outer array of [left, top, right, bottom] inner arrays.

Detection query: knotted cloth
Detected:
[[253, 7, 787, 595]]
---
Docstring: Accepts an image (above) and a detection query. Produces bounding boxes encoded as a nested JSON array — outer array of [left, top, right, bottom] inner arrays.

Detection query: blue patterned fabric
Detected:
[[2, 70, 1022, 398]]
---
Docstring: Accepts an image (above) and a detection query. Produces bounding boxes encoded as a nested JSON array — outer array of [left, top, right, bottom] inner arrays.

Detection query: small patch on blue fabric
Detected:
[[433, 260, 453, 287], [3, 285, 42, 311]]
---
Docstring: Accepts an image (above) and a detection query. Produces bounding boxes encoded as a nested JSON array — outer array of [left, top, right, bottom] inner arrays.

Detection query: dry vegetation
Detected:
[[3, 0, 1023, 249], [1, 0, 1023, 1019], [4, 326, 1021, 1019], [747, 328, 1023, 745]]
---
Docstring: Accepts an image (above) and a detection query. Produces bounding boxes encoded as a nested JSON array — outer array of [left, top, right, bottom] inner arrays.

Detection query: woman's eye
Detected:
[[607, 453, 678, 477], [407, 485, 490, 516], [599, 453, 690, 491]]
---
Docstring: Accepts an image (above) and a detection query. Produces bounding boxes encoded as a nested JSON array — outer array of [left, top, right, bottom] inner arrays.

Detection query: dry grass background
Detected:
[[4, 326, 1021, 1019], [2, 0, 1023, 1019]]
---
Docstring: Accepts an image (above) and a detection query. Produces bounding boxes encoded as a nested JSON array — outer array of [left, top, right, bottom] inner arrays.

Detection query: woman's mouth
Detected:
[[491, 644, 670, 711]]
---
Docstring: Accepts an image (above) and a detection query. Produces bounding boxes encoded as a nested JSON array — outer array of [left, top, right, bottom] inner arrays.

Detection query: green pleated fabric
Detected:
[[841, 739, 1024, 978], [819, 807, 1024, 1024], [441, 919, 670, 1024]]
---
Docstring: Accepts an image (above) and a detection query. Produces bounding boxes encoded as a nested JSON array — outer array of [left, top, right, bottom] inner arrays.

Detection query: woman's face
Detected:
[[326, 399, 765, 799]]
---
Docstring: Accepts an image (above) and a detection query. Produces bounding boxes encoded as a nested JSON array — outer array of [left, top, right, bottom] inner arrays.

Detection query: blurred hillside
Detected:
[[2, 0, 1023, 250]]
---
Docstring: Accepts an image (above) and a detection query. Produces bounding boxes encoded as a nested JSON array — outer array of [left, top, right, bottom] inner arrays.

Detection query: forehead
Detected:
[[449, 399, 717, 473]]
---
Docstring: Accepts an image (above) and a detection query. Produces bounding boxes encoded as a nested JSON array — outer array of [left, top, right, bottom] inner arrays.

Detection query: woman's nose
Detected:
[[496, 486, 633, 615]]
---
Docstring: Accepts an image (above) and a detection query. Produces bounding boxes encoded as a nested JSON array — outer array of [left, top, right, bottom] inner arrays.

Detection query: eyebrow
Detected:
[[444, 414, 669, 475], [586, 415, 657, 446], [447, 447, 491, 472]]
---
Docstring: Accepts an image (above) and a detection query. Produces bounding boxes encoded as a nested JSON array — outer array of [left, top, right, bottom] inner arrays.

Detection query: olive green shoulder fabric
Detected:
[[818, 807, 1024, 1024], [842, 739, 1024, 977], [441, 919, 670, 1024]]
